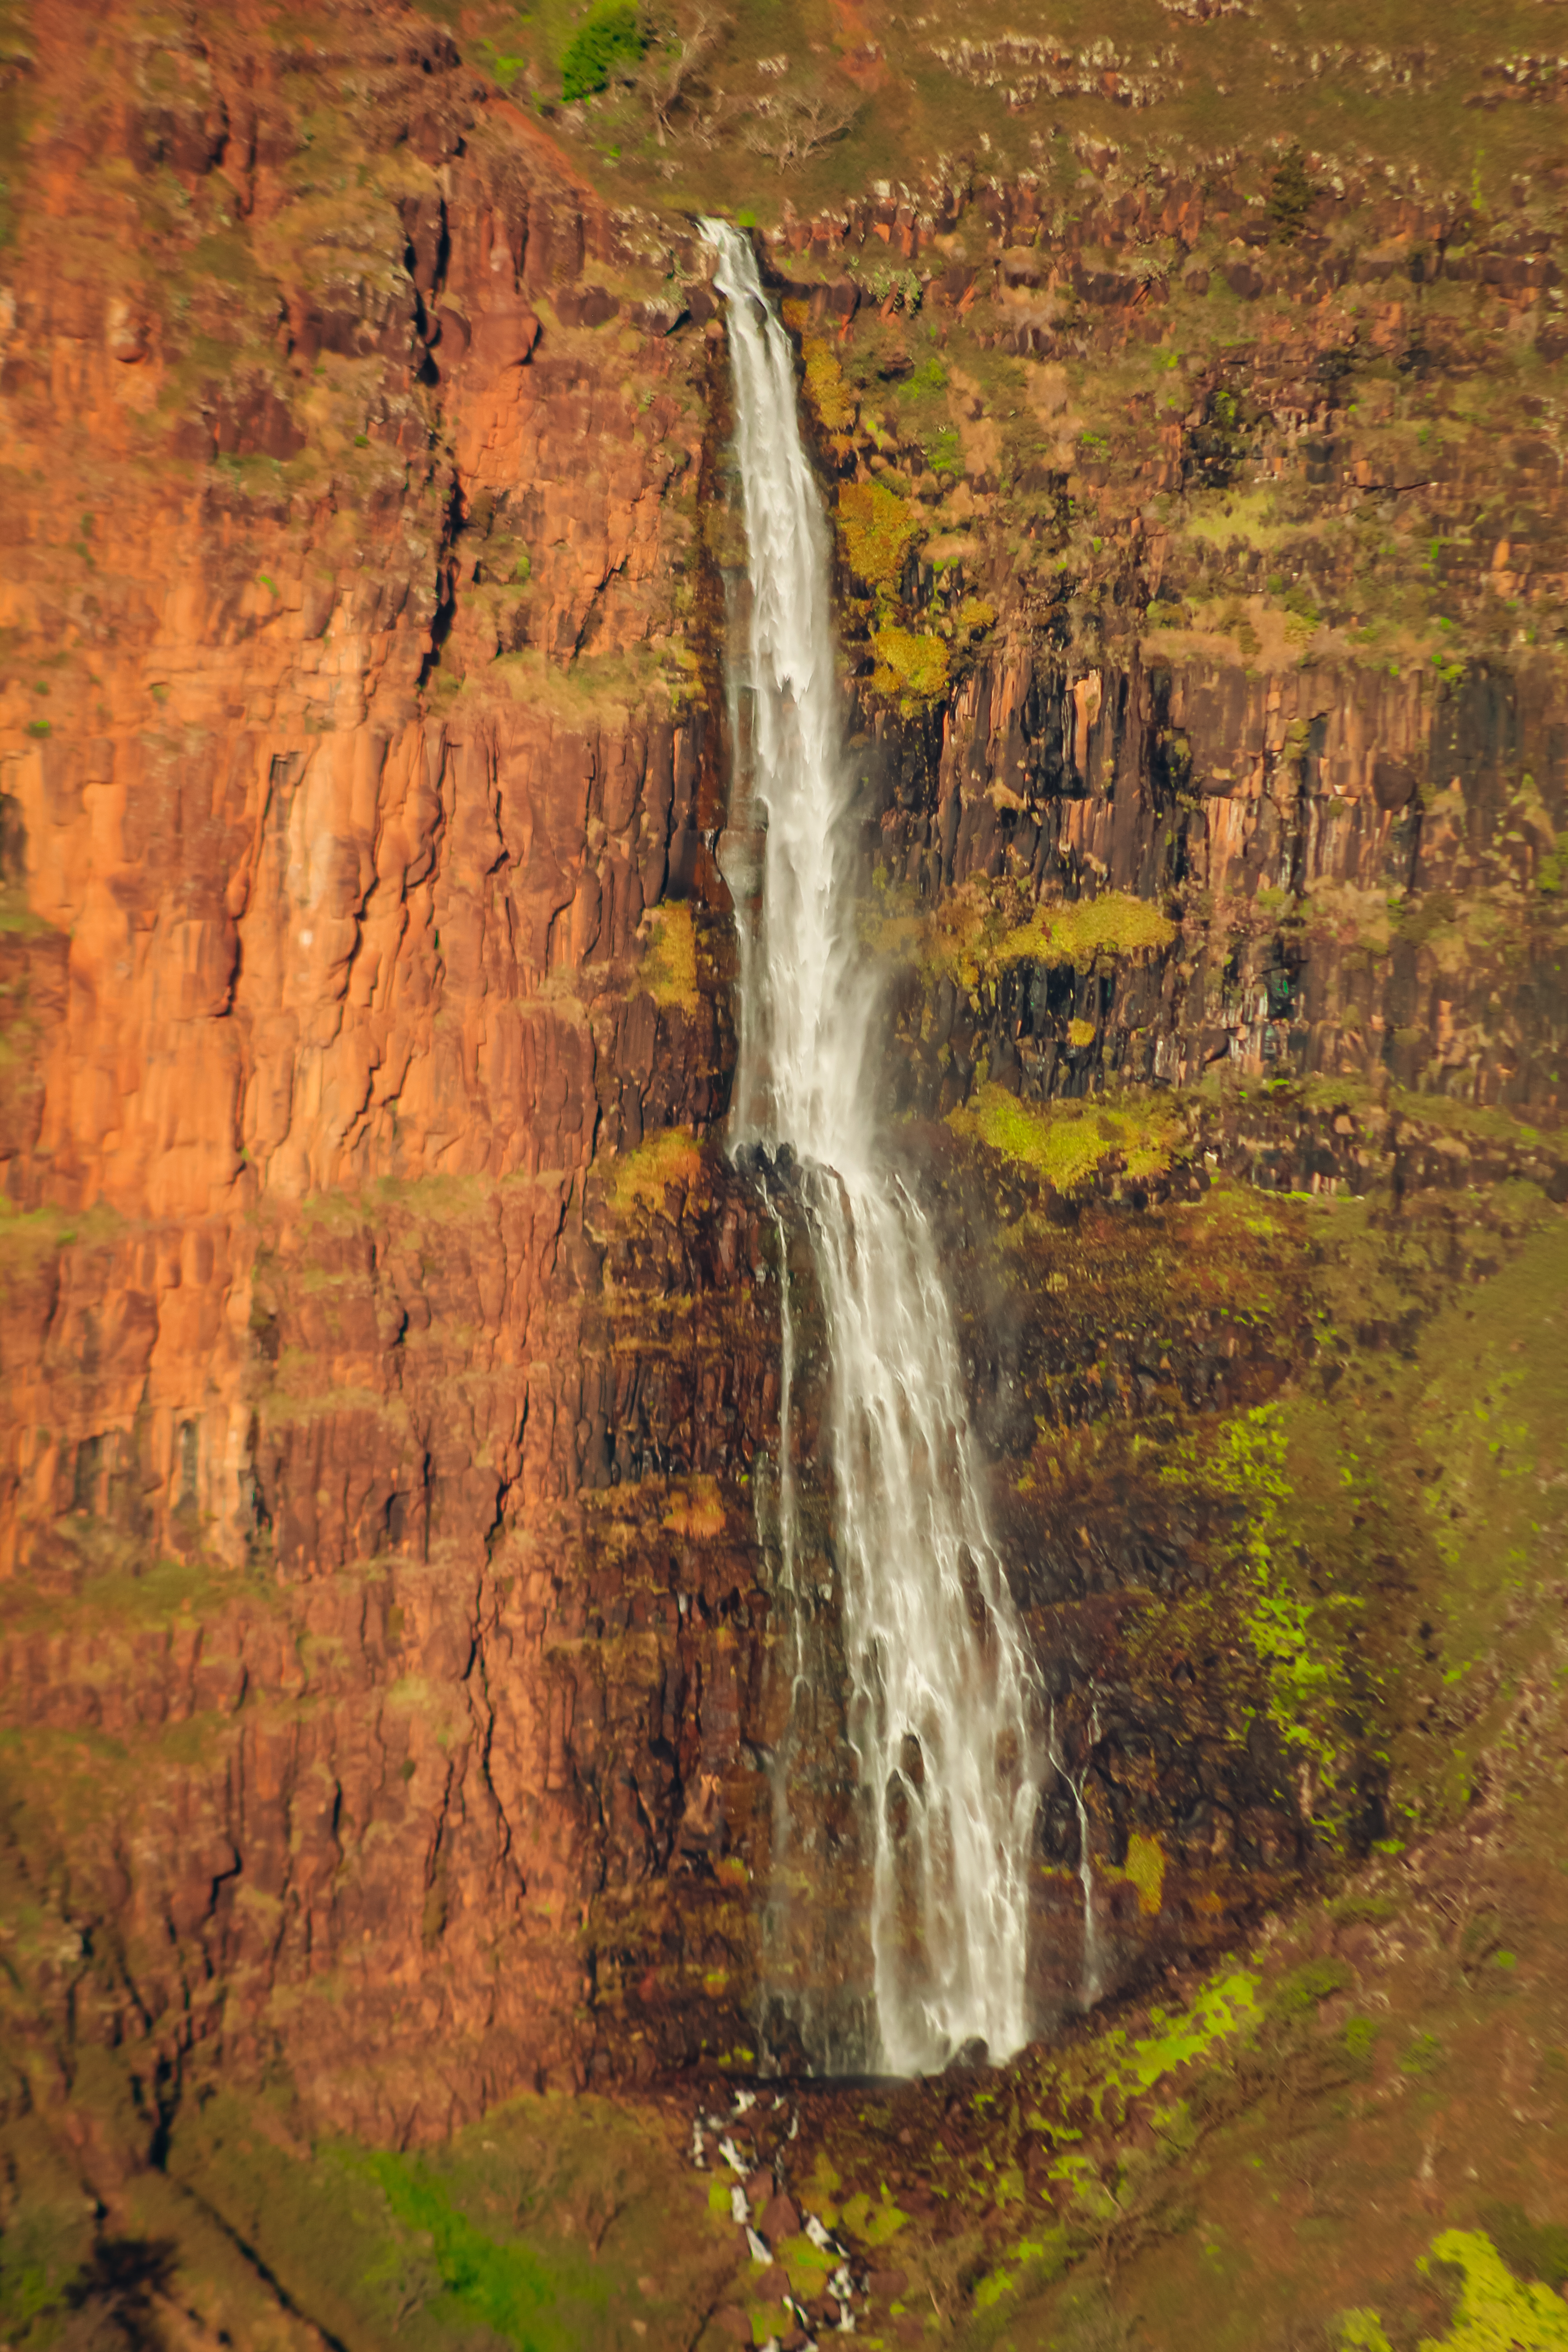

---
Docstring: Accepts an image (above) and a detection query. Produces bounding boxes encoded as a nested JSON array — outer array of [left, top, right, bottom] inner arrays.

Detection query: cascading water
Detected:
[[704, 220, 1042, 2076]]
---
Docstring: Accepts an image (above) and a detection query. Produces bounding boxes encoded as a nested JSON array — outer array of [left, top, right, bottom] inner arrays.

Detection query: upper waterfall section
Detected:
[[702, 221, 875, 1174]]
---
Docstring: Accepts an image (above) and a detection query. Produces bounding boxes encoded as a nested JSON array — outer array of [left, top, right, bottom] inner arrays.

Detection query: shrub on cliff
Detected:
[[838, 480, 919, 593], [1267, 144, 1316, 242], [561, 1, 647, 102], [871, 623, 948, 711]]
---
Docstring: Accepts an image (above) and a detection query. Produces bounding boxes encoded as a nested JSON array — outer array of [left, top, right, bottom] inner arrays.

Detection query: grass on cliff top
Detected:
[[948, 1083, 1179, 1196], [426, 0, 1564, 233]]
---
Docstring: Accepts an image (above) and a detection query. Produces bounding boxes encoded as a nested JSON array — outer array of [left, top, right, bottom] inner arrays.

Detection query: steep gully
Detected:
[[706, 224, 1051, 2076]]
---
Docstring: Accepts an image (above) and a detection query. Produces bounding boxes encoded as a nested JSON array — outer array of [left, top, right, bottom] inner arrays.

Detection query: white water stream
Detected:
[[705, 222, 1044, 2074]]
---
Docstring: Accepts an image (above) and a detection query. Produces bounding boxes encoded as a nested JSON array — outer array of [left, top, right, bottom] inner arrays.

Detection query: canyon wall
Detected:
[[1, 0, 1565, 2173], [0, 0, 779, 2141]]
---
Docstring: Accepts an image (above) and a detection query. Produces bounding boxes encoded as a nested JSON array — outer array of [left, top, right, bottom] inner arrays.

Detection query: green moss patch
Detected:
[[1161, 1400, 1360, 1788], [1065, 1968, 1263, 2123], [904, 883, 1177, 991], [356, 2151, 607, 2347], [1417, 2229, 1568, 2352], [948, 1084, 1178, 1195]]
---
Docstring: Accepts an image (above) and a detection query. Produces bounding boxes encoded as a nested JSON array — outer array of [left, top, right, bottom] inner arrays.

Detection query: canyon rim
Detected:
[[1, 1, 1568, 2348]]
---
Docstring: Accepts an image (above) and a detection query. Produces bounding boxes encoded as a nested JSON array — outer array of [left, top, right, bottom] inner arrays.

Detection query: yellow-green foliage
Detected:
[[1420, 2231, 1568, 2350], [909, 886, 1176, 992], [1339, 2312, 1395, 2351], [999, 892, 1176, 970], [838, 480, 920, 591], [1121, 1830, 1166, 1917], [947, 1085, 1176, 1195], [801, 338, 857, 434], [1124, 1970, 1261, 2095], [837, 2190, 909, 2247], [603, 1128, 703, 1216], [804, 2171, 908, 2246], [0, 885, 51, 939], [1166, 1403, 1357, 1778], [1047, 1969, 1261, 2132], [1067, 1015, 1097, 1048], [871, 622, 949, 710], [637, 904, 699, 1009], [774, 2231, 837, 2303], [972, 2229, 1072, 2315], [957, 594, 997, 635], [1340, 2231, 1568, 2352]]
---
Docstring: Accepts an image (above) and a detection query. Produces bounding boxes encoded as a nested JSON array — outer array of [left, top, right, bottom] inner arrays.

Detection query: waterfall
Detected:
[[1049, 1700, 1102, 2009], [704, 221, 1041, 2076]]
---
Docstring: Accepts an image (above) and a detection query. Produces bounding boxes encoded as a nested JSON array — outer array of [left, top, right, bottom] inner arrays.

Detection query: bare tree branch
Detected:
[[740, 83, 860, 172], [639, 8, 731, 143]]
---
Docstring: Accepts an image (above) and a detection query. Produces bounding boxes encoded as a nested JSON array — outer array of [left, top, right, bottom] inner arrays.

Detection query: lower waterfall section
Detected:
[[807, 1167, 1040, 2074], [706, 220, 1044, 2074]]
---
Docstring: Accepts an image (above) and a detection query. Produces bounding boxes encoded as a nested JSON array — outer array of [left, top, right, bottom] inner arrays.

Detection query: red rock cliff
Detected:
[[0, 0, 779, 2140]]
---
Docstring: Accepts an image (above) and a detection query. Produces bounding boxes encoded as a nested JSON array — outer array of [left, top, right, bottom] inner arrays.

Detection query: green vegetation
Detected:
[[947, 1085, 1177, 1195], [1002, 892, 1173, 973], [871, 621, 949, 709], [1164, 1401, 1357, 1779], [801, 337, 857, 435], [637, 902, 699, 1009], [147, 2086, 737, 2352], [601, 1126, 704, 1217], [0, 1196, 126, 1278], [904, 884, 1178, 992], [1420, 2230, 1568, 2351], [1477, 2205, 1568, 2292], [1267, 144, 1316, 242], [1080, 1968, 1262, 2113], [560, 1, 645, 103], [356, 2151, 606, 2348], [837, 478, 919, 592], [1116, 1830, 1166, 1917]]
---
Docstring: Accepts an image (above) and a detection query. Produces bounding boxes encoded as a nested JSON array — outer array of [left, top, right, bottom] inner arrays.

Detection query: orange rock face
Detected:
[[0, 0, 774, 2137]]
